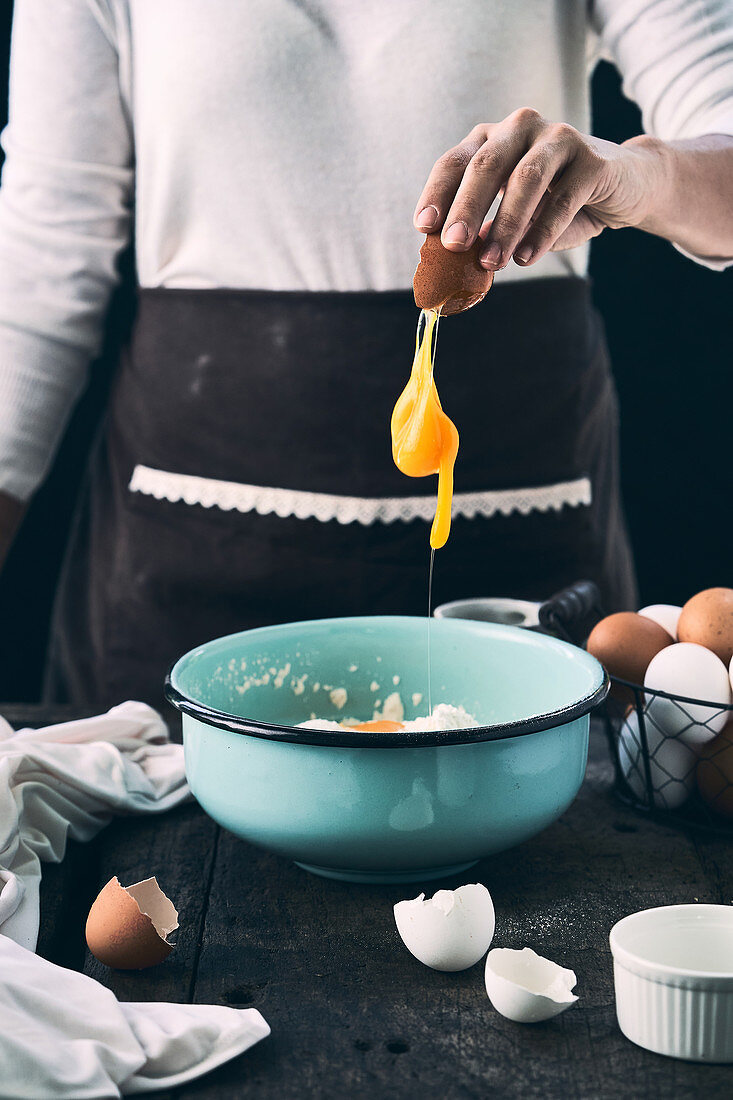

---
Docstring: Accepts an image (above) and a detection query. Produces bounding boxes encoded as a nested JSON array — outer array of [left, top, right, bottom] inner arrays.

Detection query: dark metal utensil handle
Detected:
[[538, 580, 604, 646]]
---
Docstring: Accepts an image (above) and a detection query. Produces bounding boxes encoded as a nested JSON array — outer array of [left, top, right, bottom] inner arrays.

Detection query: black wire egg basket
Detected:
[[602, 680, 733, 834], [534, 580, 733, 835]]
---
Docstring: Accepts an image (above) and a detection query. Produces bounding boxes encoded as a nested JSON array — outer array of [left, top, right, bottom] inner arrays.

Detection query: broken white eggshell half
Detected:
[[86, 876, 179, 970], [485, 947, 578, 1022], [394, 883, 495, 971]]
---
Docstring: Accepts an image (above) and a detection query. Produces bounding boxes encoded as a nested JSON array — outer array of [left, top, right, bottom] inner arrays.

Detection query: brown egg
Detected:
[[413, 233, 494, 315], [697, 720, 733, 818], [86, 876, 178, 969], [677, 588, 733, 667], [586, 612, 673, 702]]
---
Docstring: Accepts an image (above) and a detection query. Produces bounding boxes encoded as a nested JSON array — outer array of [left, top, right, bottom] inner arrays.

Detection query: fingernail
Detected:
[[444, 220, 468, 245], [481, 241, 502, 267], [514, 244, 534, 265], [416, 205, 439, 229]]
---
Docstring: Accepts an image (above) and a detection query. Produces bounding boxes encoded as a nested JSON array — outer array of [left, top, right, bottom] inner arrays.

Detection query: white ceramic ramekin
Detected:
[[610, 904, 733, 1062]]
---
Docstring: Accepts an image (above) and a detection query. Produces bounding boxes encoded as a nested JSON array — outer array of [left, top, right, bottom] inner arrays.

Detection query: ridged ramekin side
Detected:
[[614, 963, 733, 1062]]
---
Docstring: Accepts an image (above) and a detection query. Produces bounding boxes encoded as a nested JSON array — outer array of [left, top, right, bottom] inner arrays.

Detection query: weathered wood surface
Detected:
[[4, 705, 731, 1099]]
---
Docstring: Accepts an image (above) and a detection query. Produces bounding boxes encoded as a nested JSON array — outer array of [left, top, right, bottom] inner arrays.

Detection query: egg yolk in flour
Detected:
[[391, 308, 459, 549], [344, 720, 405, 732]]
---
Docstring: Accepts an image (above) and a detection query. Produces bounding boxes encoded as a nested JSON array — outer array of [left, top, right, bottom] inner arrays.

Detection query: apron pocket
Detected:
[[123, 463, 598, 618]]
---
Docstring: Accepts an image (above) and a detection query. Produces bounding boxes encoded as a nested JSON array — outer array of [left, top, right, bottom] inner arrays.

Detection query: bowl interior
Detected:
[[170, 615, 604, 729], [611, 905, 733, 975]]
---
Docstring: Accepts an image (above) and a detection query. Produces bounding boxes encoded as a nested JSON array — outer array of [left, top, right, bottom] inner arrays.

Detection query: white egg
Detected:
[[617, 709, 697, 810], [484, 947, 578, 1023], [638, 604, 682, 639], [730, 654, 733, 694], [644, 643, 731, 746], [394, 883, 495, 971]]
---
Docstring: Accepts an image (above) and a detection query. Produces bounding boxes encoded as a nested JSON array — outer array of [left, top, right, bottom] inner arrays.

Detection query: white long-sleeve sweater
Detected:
[[1, 0, 733, 502]]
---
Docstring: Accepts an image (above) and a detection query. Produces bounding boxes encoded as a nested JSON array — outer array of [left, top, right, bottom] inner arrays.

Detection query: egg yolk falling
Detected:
[[391, 308, 459, 549]]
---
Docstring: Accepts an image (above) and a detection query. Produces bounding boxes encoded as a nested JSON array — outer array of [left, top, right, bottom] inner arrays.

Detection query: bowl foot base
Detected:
[[294, 860, 479, 884]]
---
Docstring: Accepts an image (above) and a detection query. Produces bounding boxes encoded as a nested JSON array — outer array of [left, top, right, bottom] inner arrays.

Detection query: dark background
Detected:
[[0, 6, 730, 701]]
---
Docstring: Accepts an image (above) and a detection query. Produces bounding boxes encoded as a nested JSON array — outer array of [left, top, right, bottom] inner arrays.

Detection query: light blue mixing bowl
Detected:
[[166, 616, 607, 883]]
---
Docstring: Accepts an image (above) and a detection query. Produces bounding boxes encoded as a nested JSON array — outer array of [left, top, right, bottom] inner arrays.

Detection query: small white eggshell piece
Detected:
[[485, 947, 578, 1023], [638, 604, 683, 640], [644, 643, 732, 746], [394, 883, 495, 971], [617, 709, 697, 809]]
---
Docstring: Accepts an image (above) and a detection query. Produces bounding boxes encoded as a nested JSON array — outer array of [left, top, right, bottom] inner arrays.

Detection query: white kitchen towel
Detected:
[[0, 703, 271, 1096], [0, 701, 189, 950], [0, 934, 270, 1098]]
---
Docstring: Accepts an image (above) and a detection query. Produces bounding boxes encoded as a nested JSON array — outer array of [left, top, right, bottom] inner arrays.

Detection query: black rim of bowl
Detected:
[[164, 667, 609, 749]]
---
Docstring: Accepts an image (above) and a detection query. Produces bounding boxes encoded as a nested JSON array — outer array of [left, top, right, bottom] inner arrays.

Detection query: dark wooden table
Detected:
[[6, 705, 733, 1099]]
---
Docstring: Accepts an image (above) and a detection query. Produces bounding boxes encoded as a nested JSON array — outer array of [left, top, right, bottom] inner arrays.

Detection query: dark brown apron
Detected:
[[46, 278, 636, 708]]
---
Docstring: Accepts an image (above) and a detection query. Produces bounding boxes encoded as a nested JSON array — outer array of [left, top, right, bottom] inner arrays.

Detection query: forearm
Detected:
[[0, 0, 134, 517], [627, 134, 733, 261], [0, 490, 25, 570]]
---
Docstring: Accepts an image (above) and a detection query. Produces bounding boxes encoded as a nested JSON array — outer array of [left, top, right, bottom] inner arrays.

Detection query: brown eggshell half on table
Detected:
[[677, 587, 733, 667], [586, 612, 673, 703], [86, 876, 178, 969], [414, 233, 494, 315], [697, 719, 733, 819]]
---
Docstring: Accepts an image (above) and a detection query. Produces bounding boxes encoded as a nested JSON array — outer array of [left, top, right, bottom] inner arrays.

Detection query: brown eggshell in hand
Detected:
[[413, 233, 494, 315], [697, 719, 733, 819], [677, 588, 733, 667], [86, 876, 178, 969], [587, 612, 673, 703]]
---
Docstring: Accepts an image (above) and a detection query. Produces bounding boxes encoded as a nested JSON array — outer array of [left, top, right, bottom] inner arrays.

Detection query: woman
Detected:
[[0, 1, 732, 707]]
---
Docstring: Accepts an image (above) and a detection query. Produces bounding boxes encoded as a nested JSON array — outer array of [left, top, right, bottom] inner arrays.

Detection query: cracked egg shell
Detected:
[[394, 883, 495, 971], [485, 947, 578, 1023], [86, 876, 178, 969], [413, 234, 493, 315]]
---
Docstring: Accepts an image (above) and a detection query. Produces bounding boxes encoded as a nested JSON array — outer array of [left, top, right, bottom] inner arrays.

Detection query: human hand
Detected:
[[413, 108, 664, 270]]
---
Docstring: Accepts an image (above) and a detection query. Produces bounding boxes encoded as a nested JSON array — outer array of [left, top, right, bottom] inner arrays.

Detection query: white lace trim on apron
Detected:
[[128, 465, 592, 525]]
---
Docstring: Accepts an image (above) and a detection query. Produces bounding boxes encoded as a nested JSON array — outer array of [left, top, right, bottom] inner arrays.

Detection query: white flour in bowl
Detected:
[[298, 702, 478, 732]]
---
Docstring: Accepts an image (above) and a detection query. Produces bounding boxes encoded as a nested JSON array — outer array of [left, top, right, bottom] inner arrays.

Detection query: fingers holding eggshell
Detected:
[[484, 947, 578, 1023], [413, 125, 490, 236], [394, 883, 495, 971], [413, 233, 494, 315]]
